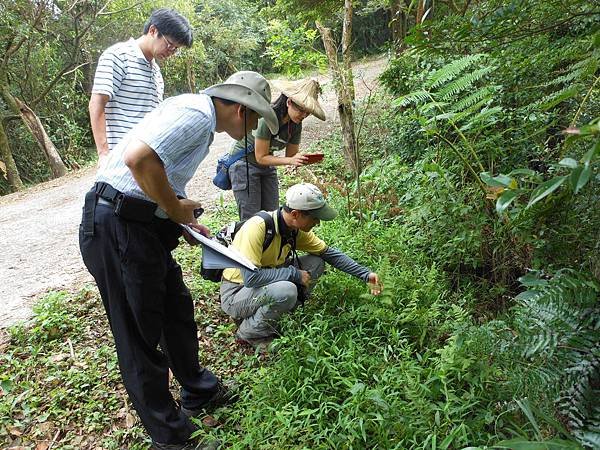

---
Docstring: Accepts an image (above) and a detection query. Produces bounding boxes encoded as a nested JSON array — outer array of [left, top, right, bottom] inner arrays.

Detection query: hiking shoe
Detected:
[[180, 380, 238, 418], [152, 438, 220, 450], [235, 330, 276, 350]]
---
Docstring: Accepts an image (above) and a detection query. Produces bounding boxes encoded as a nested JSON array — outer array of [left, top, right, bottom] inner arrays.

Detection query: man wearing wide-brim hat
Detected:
[[79, 71, 277, 450], [227, 77, 327, 221]]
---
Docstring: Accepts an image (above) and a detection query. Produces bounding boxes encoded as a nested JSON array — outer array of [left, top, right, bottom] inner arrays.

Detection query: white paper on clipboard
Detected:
[[181, 224, 258, 271]]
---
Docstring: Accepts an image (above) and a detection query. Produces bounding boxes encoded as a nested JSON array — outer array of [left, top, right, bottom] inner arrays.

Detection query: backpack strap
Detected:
[[255, 210, 275, 252]]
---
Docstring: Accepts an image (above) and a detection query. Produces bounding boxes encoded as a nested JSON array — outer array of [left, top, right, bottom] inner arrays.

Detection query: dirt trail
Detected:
[[0, 57, 387, 328]]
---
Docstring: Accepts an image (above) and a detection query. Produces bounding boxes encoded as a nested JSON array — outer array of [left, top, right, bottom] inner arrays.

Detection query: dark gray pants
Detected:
[[230, 159, 279, 220], [79, 199, 218, 444], [220, 255, 325, 339]]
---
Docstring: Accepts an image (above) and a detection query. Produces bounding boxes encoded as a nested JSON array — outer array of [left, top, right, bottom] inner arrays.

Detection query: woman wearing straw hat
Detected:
[[229, 78, 326, 220]]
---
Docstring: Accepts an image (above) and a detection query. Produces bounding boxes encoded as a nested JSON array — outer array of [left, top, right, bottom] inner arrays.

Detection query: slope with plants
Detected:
[[1, 0, 598, 449]]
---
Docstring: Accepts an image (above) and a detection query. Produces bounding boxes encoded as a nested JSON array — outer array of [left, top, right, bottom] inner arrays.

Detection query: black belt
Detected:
[[82, 183, 160, 237], [94, 181, 121, 203]]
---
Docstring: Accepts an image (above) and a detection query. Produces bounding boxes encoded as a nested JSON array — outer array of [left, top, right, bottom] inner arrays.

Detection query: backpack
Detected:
[[200, 211, 276, 282]]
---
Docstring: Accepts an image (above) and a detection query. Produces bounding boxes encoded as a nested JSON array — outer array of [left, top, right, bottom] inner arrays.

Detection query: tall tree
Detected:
[[273, 0, 360, 173], [0, 0, 105, 190]]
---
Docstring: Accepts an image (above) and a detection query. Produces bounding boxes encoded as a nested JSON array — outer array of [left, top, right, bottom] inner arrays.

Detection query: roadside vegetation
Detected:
[[1, 0, 598, 449]]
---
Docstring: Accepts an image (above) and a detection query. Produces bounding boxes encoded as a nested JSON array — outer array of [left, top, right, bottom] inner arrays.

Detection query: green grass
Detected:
[[1, 195, 584, 449]]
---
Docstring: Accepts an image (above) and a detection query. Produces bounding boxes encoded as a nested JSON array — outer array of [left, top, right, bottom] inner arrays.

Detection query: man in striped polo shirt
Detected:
[[80, 72, 278, 450], [89, 8, 192, 166]]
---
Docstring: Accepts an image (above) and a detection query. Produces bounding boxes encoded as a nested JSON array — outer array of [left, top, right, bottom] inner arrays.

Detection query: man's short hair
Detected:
[[144, 8, 193, 47], [212, 97, 237, 107], [283, 205, 303, 214]]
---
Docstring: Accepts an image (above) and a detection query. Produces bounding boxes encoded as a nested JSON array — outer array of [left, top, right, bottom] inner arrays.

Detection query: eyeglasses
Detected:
[[161, 35, 181, 54]]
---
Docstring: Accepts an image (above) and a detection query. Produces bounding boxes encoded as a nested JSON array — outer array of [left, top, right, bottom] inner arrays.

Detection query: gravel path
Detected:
[[0, 56, 387, 328]]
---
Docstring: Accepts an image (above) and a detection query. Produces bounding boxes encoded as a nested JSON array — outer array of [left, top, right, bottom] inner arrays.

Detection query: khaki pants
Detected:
[[220, 255, 325, 339]]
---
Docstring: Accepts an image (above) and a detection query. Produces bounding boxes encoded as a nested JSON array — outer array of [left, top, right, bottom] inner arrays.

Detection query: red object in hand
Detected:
[[304, 153, 324, 164]]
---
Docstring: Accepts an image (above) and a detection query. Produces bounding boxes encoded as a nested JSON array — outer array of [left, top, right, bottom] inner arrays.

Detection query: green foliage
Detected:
[[391, 54, 501, 188], [483, 117, 600, 215], [177, 0, 266, 87], [0, 289, 147, 448], [264, 19, 327, 76], [509, 270, 600, 447]]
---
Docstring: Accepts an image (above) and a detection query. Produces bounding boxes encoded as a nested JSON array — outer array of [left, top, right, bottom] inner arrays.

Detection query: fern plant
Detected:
[[510, 269, 600, 448], [393, 54, 502, 190], [527, 46, 599, 121]]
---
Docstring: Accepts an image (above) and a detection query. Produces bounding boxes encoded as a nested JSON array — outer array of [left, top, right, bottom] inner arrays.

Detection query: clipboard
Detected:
[[181, 225, 257, 271]]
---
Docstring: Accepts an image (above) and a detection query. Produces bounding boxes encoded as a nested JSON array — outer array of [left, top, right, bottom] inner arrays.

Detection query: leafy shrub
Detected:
[[264, 19, 327, 76]]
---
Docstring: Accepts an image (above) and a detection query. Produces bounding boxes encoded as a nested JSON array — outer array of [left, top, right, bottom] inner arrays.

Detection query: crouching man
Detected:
[[220, 183, 382, 348]]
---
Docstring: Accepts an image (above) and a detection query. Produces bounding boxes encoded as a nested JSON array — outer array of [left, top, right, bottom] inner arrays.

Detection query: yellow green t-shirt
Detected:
[[222, 211, 327, 284]]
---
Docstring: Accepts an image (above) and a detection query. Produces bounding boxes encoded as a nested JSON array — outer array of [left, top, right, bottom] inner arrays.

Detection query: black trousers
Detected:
[[79, 200, 218, 444]]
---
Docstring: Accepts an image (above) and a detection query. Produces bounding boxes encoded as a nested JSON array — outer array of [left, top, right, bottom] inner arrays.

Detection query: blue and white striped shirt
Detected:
[[97, 93, 216, 210], [92, 38, 164, 151]]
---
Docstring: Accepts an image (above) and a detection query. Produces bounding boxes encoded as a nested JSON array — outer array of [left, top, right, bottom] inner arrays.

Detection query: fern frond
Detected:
[[453, 97, 493, 122], [428, 54, 486, 89], [394, 90, 431, 107], [543, 52, 599, 87], [459, 106, 503, 132], [437, 66, 495, 101], [420, 101, 449, 114], [530, 85, 581, 111], [450, 86, 496, 113], [512, 270, 600, 447]]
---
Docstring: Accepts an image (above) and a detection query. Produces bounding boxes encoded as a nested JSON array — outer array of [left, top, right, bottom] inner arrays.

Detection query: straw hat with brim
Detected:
[[272, 78, 326, 121], [204, 71, 279, 134]]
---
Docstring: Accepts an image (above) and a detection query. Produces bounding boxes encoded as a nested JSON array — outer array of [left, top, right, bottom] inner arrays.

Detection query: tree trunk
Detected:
[[186, 56, 196, 94], [0, 83, 67, 179], [416, 0, 426, 24], [15, 98, 67, 178], [316, 21, 357, 174], [389, 0, 409, 54], [0, 118, 24, 191], [341, 0, 355, 103]]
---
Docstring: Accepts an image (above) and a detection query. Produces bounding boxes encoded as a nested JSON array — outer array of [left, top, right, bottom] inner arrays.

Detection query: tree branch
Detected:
[[98, 1, 145, 16]]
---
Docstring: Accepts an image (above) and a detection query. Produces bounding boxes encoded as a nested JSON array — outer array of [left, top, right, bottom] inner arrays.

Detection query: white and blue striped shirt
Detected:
[[97, 93, 216, 210], [92, 38, 164, 151]]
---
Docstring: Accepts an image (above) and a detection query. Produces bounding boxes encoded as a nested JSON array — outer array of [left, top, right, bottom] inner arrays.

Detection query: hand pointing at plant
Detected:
[[368, 273, 382, 295]]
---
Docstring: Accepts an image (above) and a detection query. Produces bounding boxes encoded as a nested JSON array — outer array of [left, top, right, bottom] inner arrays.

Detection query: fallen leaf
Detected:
[[49, 353, 69, 363], [202, 415, 220, 427], [8, 426, 23, 436], [485, 185, 504, 200], [125, 413, 136, 428], [39, 422, 53, 434], [35, 442, 50, 450], [71, 435, 85, 445]]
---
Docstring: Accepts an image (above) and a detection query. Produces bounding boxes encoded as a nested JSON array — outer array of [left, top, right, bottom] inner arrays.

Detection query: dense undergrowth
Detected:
[[2, 1, 599, 448]]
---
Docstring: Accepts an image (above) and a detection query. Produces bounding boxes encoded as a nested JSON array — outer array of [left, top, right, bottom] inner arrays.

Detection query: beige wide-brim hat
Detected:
[[272, 78, 326, 121], [205, 71, 279, 134]]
